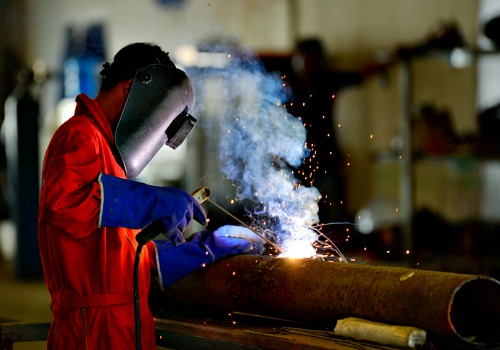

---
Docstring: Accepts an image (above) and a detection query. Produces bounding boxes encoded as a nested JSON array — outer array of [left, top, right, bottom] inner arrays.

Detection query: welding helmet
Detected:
[[115, 64, 196, 179]]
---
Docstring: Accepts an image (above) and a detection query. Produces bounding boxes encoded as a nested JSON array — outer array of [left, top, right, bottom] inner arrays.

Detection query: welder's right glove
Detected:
[[154, 225, 265, 287], [98, 173, 206, 245]]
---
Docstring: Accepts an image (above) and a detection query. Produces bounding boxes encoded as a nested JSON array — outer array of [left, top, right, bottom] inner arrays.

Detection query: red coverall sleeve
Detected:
[[40, 129, 103, 238]]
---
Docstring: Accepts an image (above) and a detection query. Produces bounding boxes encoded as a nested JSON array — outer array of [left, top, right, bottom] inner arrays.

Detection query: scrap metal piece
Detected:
[[334, 317, 426, 348]]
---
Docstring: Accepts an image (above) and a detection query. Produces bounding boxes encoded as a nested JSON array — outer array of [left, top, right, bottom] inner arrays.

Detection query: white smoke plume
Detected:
[[187, 44, 321, 255]]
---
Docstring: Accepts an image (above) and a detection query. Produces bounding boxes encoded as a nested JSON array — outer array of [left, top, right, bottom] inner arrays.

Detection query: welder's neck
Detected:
[[95, 80, 131, 131]]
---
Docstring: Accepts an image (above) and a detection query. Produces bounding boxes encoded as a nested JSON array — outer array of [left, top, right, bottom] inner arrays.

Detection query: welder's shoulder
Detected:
[[55, 114, 99, 136], [48, 116, 103, 155], [52, 116, 104, 145]]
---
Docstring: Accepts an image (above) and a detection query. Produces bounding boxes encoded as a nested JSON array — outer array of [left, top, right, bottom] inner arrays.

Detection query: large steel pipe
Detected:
[[160, 255, 500, 346]]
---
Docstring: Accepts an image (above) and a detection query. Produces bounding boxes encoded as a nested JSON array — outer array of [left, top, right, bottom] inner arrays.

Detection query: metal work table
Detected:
[[0, 315, 493, 350], [0, 319, 391, 350], [154, 305, 403, 350]]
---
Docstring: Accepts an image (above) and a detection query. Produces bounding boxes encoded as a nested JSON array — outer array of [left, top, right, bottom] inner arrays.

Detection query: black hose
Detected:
[[134, 242, 144, 350], [133, 220, 163, 350]]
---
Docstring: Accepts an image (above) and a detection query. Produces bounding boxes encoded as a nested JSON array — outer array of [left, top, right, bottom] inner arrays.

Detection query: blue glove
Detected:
[[154, 225, 265, 287], [98, 173, 206, 245]]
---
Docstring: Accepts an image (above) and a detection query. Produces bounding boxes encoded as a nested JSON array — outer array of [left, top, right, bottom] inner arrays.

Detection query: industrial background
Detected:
[[1, 0, 500, 349]]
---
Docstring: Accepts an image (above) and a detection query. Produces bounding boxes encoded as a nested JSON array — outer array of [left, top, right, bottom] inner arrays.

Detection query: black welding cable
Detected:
[[134, 220, 164, 350], [133, 242, 144, 350]]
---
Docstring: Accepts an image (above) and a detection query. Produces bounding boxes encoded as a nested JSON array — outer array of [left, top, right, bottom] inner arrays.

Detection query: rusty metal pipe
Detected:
[[161, 255, 500, 346]]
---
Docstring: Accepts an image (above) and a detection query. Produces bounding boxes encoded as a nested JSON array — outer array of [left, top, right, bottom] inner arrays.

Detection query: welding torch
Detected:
[[191, 187, 285, 254]]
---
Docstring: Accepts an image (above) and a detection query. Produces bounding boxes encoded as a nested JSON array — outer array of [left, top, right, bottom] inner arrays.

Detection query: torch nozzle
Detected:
[[191, 187, 211, 204], [190, 187, 284, 253]]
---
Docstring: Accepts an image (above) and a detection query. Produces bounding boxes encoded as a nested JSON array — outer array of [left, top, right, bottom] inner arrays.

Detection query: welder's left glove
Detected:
[[154, 225, 265, 287], [98, 173, 206, 246]]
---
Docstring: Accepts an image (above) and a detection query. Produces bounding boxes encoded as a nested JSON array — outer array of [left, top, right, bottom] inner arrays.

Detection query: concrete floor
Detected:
[[0, 259, 50, 349], [0, 219, 50, 349]]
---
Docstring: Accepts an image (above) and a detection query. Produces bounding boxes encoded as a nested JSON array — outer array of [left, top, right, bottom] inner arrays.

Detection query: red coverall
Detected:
[[38, 94, 157, 349]]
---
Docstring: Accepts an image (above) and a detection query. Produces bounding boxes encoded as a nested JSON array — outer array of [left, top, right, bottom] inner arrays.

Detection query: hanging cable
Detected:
[[133, 220, 165, 350]]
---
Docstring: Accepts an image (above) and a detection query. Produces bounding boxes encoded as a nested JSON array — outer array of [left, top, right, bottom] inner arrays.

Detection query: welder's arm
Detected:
[[154, 225, 265, 287], [98, 173, 206, 245], [39, 130, 104, 238]]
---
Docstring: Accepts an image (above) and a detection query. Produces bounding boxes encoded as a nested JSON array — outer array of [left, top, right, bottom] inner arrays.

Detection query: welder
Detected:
[[38, 42, 263, 350]]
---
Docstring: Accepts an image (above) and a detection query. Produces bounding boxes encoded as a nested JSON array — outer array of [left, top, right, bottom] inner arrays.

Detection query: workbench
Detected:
[[0, 315, 492, 350], [152, 308, 494, 350], [154, 309, 402, 350], [2, 319, 382, 350]]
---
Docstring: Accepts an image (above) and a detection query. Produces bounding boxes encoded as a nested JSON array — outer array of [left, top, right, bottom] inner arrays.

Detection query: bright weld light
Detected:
[[280, 241, 316, 259]]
